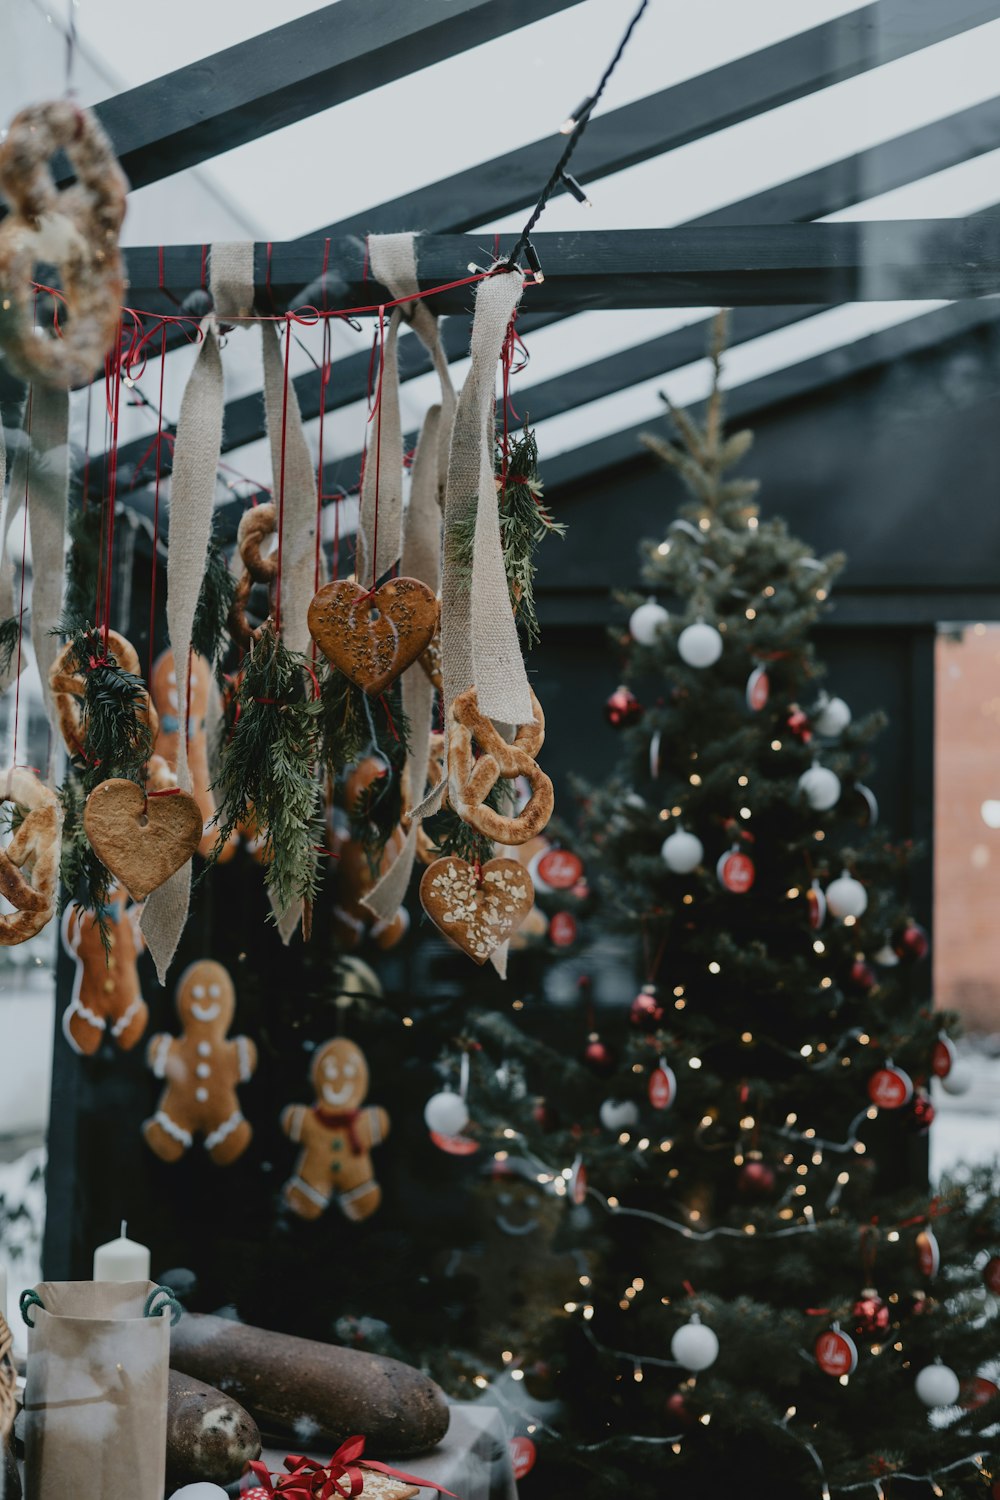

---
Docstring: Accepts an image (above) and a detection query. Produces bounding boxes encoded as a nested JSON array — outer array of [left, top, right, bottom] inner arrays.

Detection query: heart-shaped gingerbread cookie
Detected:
[[419, 856, 534, 965], [308, 578, 438, 696], [83, 779, 203, 901]]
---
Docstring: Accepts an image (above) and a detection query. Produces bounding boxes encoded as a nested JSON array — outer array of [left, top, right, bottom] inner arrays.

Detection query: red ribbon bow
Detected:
[[244, 1434, 458, 1499]]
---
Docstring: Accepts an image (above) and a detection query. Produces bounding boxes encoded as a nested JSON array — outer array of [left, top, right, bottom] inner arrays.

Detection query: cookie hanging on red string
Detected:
[[84, 779, 202, 902], [420, 856, 534, 964], [308, 577, 439, 696]]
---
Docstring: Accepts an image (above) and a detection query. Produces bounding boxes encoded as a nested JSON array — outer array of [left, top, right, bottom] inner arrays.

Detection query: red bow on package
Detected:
[[243, 1434, 458, 1499]]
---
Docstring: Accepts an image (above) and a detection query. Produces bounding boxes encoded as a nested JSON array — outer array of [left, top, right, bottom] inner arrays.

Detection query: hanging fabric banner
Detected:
[[140, 244, 241, 979], [0, 399, 23, 699], [25, 387, 70, 780]]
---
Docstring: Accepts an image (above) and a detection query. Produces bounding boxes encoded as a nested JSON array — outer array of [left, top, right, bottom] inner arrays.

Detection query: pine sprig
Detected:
[[448, 422, 565, 650], [67, 626, 153, 794], [318, 667, 371, 775], [58, 776, 115, 953], [0, 616, 19, 678], [60, 502, 104, 637], [210, 622, 323, 916], [192, 524, 237, 681], [423, 779, 513, 865]]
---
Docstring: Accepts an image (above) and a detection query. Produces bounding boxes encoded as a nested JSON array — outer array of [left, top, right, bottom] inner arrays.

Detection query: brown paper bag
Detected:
[[21, 1281, 175, 1500]]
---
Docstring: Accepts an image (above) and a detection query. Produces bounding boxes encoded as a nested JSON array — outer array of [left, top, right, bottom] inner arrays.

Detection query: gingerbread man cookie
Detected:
[[281, 1039, 389, 1222], [61, 884, 147, 1055], [150, 648, 236, 861], [143, 960, 256, 1167]]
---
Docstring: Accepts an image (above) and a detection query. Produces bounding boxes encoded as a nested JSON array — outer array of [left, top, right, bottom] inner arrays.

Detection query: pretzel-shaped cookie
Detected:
[[237, 503, 278, 583], [49, 630, 159, 760], [0, 102, 127, 389], [0, 768, 61, 945], [447, 687, 553, 845]]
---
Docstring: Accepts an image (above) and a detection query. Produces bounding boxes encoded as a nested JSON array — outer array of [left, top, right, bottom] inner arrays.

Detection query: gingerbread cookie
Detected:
[[281, 1039, 389, 1221], [332, 825, 410, 952], [83, 777, 203, 901], [0, 767, 61, 945], [0, 101, 127, 388], [150, 648, 235, 861], [61, 884, 147, 1055], [228, 505, 278, 648], [447, 686, 553, 845], [143, 960, 256, 1166], [419, 856, 534, 964], [308, 578, 438, 696]]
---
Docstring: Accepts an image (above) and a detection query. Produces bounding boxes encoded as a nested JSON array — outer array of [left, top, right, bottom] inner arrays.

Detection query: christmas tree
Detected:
[[464, 315, 1000, 1499]]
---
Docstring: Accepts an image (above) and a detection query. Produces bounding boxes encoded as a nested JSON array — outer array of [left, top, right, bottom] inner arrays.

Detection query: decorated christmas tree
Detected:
[[464, 315, 1000, 1499]]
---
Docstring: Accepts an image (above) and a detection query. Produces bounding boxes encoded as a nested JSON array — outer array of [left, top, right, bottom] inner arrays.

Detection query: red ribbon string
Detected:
[[314, 316, 332, 647], [274, 316, 292, 633], [368, 304, 386, 592], [147, 322, 167, 689], [682, 1279, 696, 1298], [245, 1434, 457, 1500]]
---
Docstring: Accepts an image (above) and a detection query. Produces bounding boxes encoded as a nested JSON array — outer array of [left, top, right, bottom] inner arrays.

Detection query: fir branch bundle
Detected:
[[0, 616, 19, 678], [68, 627, 154, 793], [60, 502, 105, 637], [422, 779, 512, 866], [210, 622, 323, 915], [192, 524, 237, 679], [58, 777, 115, 951]]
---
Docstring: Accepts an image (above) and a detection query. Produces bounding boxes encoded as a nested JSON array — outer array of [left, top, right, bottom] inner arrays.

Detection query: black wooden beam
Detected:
[[541, 297, 1000, 494], [119, 220, 1000, 314], [85, 0, 584, 192]]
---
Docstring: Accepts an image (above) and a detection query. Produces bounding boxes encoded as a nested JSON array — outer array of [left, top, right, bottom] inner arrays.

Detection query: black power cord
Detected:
[[506, 0, 651, 274]]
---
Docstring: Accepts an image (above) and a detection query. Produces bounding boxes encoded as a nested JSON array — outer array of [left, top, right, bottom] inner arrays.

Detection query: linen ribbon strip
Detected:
[[0, 388, 71, 762], [0, 402, 22, 699], [362, 232, 456, 923], [140, 243, 240, 979]]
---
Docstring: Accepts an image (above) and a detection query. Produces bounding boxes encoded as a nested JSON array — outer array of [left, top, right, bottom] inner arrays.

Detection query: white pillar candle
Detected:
[[93, 1221, 151, 1282]]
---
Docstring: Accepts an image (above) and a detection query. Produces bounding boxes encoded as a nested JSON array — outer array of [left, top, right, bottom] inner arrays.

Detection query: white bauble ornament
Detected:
[[826, 872, 868, 920], [814, 694, 852, 738], [660, 828, 703, 874], [599, 1098, 640, 1131], [424, 1091, 469, 1135], [915, 1361, 960, 1408], [629, 597, 669, 646], [938, 1062, 973, 1097], [168, 1487, 229, 1500], [671, 1315, 719, 1371], [798, 764, 841, 811], [873, 939, 900, 968], [677, 621, 723, 669]]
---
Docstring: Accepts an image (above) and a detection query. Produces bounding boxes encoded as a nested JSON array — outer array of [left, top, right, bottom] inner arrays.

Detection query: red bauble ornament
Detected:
[[584, 1037, 616, 1076], [786, 704, 812, 743], [666, 1391, 696, 1428], [932, 1035, 956, 1078], [814, 1326, 858, 1376], [867, 1064, 913, 1109], [746, 664, 770, 711], [537, 847, 584, 890], [533, 1098, 559, 1131], [909, 1090, 935, 1132], [648, 1060, 677, 1110], [916, 1227, 941, 1279], [509, 1436, 537, 1479], [807, 880, 826, 930], [849, 958, 877, 992], [549, 911, 578, 948], [569, 1154, 587, 1205], [738, 1157, 776, 1199], [893, 921, 929, 962], [630, 985, 664, 1030], [717, 847, 756, 893], [604, 685, 643, 728], [984, 1255, 1000, 1295], [961, 1376, 999, 1410], [852, 1288, 890, 1338]]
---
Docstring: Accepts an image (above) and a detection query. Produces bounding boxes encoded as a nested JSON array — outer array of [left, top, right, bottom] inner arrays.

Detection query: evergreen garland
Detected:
[[67, 626, 154, 793], [210, 622, 323, 916], [192, 524, 237, 680], [0, 616, 19, 678], [60, 501, 104, 637]]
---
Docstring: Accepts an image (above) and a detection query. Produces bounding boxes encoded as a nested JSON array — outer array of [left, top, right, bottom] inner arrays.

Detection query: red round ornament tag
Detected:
[[648, 1061, 677, 1110], [746, 665, 770, 712], [537, 848, 584, 891], [509, 1437, 537, 1480], [814, 1327, 858, 1377], [549, 911, 578, 948], [984, 1255, 1000, 1295], [916, 1228, 941, 1280], [960, 1376, 999, 1411], [717, 848, 756, 894], [569, 1155, 587, 1205], [429, 1131, 480, 1156], [932, 1035, 955, 1079], [867, 1065, 914, 1110], [807, 880, 826, 930]]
